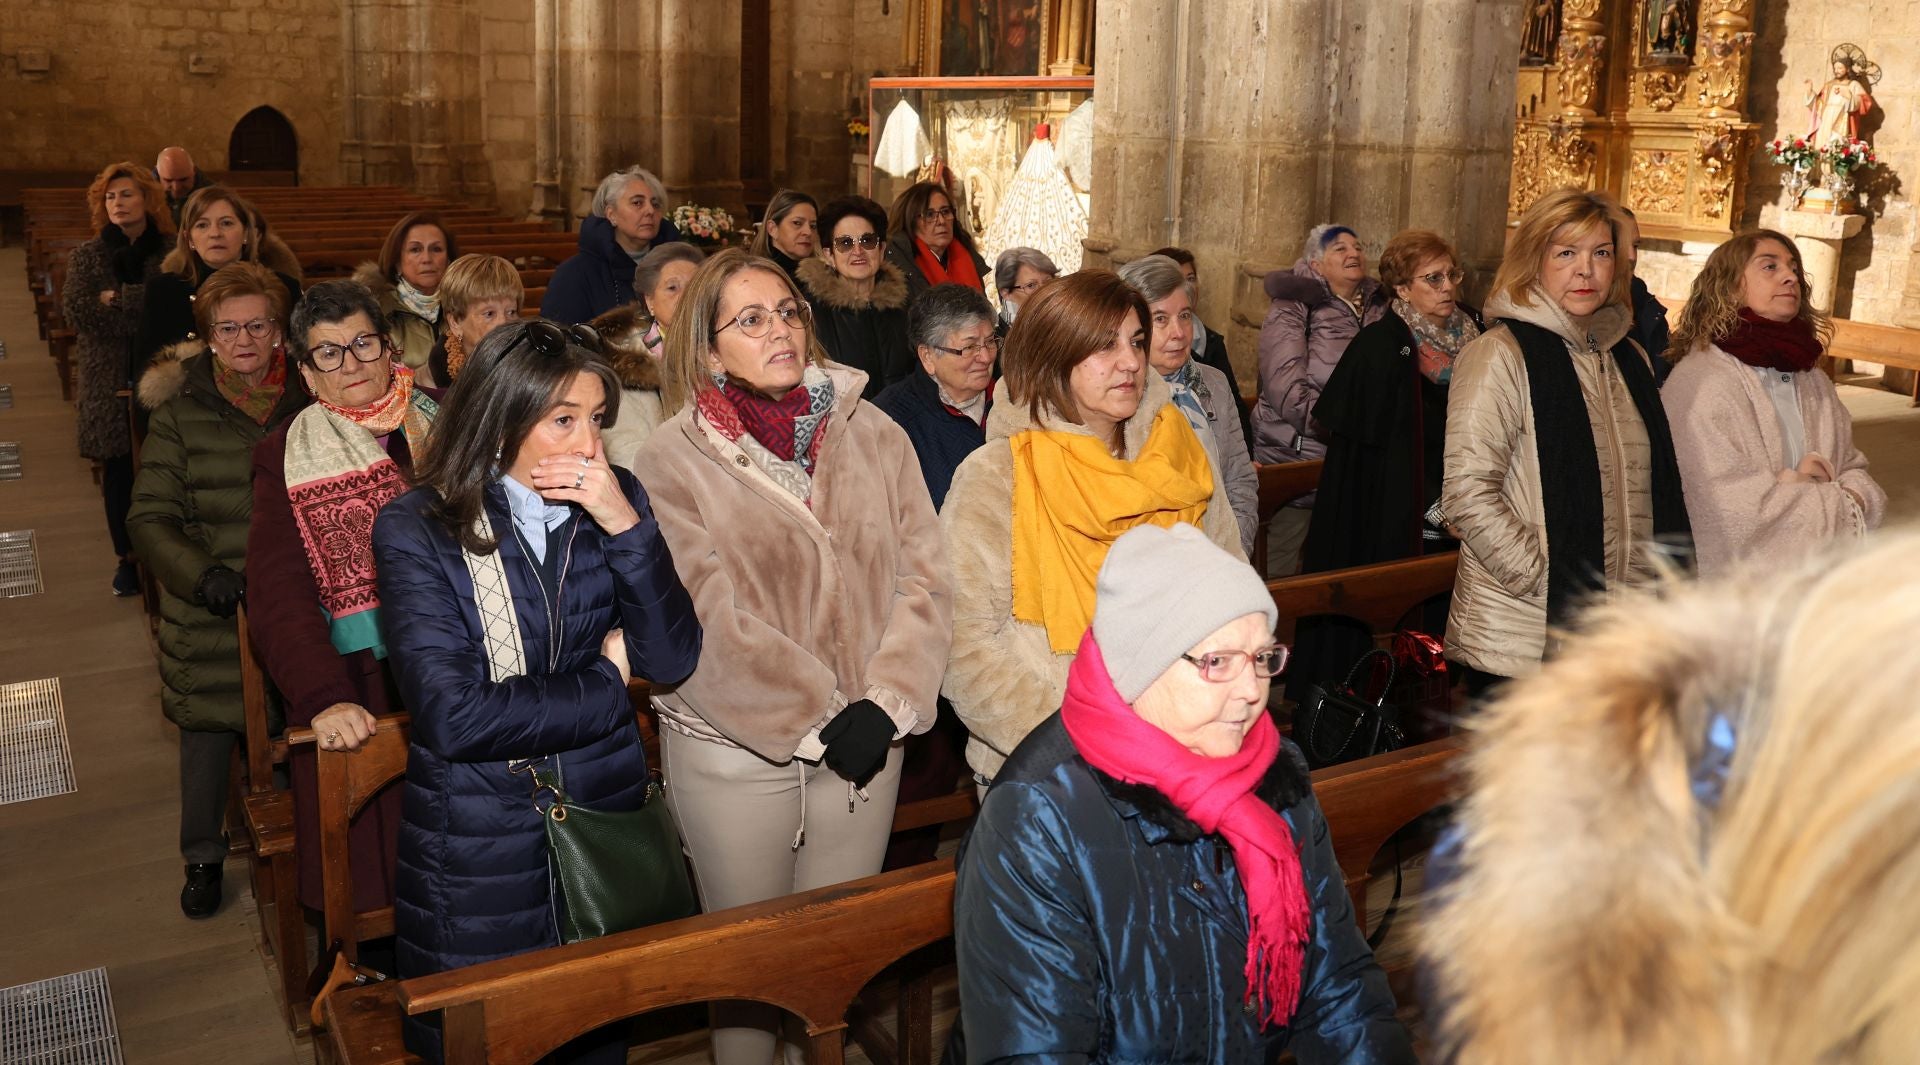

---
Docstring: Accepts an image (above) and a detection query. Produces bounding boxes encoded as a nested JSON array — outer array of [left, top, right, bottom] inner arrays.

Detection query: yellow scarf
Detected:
[[1011, 404, 1215, 652]]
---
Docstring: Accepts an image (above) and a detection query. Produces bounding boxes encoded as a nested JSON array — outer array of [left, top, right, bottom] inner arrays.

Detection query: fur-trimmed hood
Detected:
[[351, 260, 397, 306], [257, 231, 304, 285], [1263, 258, 1386, 308], [587, 303, 664, 392], [136, 339, 206, 410], [795, 257, 909, 312]]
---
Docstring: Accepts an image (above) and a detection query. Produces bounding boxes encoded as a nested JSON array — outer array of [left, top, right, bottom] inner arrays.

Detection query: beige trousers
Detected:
[[1264, 505, 1313, 578], [661, 727, 904, 1065]]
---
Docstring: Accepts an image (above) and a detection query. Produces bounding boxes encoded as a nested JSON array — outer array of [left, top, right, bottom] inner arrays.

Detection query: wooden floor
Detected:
[[4, 237, 1920, 1063]]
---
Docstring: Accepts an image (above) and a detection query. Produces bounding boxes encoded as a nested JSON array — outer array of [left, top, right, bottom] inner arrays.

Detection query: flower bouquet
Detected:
[[672, 203, 736, 246], [1824, 137, 1877, 178], [1765, 136, 1819, 207]]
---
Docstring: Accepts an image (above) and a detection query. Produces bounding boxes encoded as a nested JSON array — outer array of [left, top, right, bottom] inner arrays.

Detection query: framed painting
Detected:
[[930, 0, 1050, 77]]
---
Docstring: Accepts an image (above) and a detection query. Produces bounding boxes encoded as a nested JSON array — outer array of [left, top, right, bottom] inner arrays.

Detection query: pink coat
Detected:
[[1662, 345, 1885, 576]]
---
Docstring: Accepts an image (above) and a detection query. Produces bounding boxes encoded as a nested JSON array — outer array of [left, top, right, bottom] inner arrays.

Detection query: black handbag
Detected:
[[524, 761, 698, 943], [1294, 648, 1408, 769]]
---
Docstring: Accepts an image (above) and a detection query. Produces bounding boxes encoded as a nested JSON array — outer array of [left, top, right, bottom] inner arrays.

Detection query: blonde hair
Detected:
[[1422, 532, 1920, 1063], [1491, 187, 1631, 310], [86, 161, 171, 235], [1669, 229, 1831, 362], [162, 186, 265, 285], [659, 247, 829, 416], [439, 254, 524, 320]]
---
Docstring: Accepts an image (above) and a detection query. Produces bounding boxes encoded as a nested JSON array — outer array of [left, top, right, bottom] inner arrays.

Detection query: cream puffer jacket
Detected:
[[1440, 292, 1660, 678], [940, 373, 1245, 781]]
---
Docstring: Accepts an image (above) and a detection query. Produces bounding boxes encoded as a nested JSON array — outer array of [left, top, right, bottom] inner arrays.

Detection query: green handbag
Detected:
[[526, 763, 699, 943]]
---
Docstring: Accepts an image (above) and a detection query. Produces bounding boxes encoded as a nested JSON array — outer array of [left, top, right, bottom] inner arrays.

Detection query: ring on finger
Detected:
[[580, 456, 592, 468], [574, 472, 585, 489]]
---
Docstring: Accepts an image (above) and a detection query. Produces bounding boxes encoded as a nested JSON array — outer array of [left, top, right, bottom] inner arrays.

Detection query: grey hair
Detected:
[[1303, 223, 1360, 263], [908, 283, 997, 352], [1116, 254, 1194, 306], [590, 166, 667, 218], [288, 279, 387, 363], [994, 246, 1059, 293], [633, 242, 707, 301]]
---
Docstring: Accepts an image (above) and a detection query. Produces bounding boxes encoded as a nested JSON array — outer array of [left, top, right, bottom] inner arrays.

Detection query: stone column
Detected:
[[660, 0, 745, 212], [1048, 0, 1094, 75]]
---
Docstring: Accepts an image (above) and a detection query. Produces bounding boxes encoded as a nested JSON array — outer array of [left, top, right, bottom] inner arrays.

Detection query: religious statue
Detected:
[[1805, 44, 1880, 149], [1520, 0, 1560, 65], [1647, 0, 1690, 57]]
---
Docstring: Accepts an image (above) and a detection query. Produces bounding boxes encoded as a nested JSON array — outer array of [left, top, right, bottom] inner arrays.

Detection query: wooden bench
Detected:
[[1310, 736, 1465, 930], [1251, 460, 1322, 574], [236, 605, 309, 1032], [1267, 551, 1459, 646]]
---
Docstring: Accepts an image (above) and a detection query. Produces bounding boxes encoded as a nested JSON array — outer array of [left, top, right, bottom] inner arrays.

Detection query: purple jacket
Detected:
[[1249, 261, 1389, 467]]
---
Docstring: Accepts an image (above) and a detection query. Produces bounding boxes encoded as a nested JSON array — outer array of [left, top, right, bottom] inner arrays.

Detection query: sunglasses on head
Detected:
[[505, 320, 605, 360]]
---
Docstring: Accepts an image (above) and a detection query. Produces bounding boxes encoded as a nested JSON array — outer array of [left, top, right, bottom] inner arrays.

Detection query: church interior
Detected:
[[4, 0, 1920, 1061]]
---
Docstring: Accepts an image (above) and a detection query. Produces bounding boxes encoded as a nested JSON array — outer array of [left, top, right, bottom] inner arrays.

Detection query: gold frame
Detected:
[[921, 0, 1053, 77]]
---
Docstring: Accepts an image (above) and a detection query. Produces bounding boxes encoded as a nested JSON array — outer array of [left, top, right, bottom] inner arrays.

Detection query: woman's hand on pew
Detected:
[[602, 628, 633, 685], [313, 703, 378, 752]]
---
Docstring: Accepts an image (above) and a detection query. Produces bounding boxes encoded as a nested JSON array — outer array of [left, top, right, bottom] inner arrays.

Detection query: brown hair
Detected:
[[1491, 188, 1631, 310], [162, 186, 266, 284], [1378, 229, 1459, 292], [192, 261, 291, 342], [439, 254, 524, 320], [659, 247, 830, 416], [1669, 229, 1831, 362], [1003, 270, 1150, 452], [1149, 246, 1196, 269], [887, 181, 979, 256], [376, 211, 461, 284], [86, 161, 171, 234], [747, 188, 819, 259]]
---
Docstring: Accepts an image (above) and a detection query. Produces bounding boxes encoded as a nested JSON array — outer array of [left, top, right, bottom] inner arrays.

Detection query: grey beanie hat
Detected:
[[1091, 523, 1279, 702]]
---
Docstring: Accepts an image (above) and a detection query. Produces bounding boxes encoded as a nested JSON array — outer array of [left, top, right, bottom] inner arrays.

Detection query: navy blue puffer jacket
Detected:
[[539, 214, 685, 326], [372, 470, 701, 1062], [954, 714, 1414, 1065]]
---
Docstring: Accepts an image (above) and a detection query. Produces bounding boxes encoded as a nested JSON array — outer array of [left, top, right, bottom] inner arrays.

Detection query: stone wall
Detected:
[[1085, 0, 1527, 390], [0, 0, 342, 184]]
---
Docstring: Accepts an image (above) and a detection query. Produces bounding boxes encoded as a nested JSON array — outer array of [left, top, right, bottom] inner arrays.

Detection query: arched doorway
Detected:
[[227, 106, 299, 180]]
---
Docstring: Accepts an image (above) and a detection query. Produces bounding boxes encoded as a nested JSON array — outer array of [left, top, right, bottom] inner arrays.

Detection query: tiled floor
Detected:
[[5, 238, 1920, 1063]]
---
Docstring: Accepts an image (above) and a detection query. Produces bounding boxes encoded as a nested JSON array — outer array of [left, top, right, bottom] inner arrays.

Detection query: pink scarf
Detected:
[[1059, 632, 1311, 1028]]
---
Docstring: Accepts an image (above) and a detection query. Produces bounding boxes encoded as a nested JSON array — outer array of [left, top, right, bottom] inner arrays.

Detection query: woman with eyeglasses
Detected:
[[127, 262, 309, 919], [885, 181, 992, 300], [954, 522, 1413, 1065], [796, 195, 915, 398], [632, 248, 951, 1065], [245, 279, 440, 936], [372, 318, 702, 1065], [1284, 230, 1481, 703], [993, 246, 1059, 334]]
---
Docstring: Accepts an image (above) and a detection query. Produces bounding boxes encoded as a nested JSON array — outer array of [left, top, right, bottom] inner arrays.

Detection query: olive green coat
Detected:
[[128, 341, 308, 731]]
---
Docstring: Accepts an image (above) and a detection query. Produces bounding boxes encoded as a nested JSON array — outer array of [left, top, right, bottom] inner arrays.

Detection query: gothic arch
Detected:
[[228, 106, 300, 177]]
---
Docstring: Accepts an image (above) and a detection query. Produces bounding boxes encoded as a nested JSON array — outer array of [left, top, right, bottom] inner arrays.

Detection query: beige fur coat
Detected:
[[588, 303, 667, 471]]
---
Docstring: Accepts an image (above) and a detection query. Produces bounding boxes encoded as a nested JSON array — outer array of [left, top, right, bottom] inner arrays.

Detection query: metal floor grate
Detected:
[[0, 530, 44, 596], [0, 443, 20, 481], [0, 968, 124, 1064], [0, 678, 75, 805]]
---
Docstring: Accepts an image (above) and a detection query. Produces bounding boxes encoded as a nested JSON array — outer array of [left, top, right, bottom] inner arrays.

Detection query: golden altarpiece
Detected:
[[1510, 0, 1758, 240]]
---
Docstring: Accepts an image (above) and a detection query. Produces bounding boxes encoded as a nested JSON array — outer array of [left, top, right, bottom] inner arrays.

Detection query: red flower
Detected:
[[1794, 138, 1805, 148]]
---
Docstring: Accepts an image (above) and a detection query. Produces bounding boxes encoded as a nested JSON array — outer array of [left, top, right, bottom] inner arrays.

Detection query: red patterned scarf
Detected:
[[1716, 308, 1823, 373], [696, 371, 836, 471], [913, 236, 983, 292], [1060, 633, 1312, 1028], [283, 365, 438, 656], [214, 348, 289, 425]]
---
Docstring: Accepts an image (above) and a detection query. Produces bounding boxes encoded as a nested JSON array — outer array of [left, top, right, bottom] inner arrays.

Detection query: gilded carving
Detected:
[[1628, 150, 1686, 215], [1509, 125, 1551, 216], [1548, 120, 1599, 190], [1556, 34, 1608, 112], [1640, 70, 1687, 111], [1693, 28, 1754, 112], [1693, 121, 1744, 220], [1563, 0, 1603, 20]]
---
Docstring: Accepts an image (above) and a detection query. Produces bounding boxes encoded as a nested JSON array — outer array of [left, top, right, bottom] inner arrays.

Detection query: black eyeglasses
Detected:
[[1179, 645, 1290, 684], [931, 336, 1001, 360], [504, 320, 605, 361], [306, 332, 388, 372], [831, 234, 883, 252], [920, 206, 956, 222]]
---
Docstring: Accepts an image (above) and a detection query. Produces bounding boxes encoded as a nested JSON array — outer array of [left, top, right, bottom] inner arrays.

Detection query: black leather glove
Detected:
[[195, 565, 247, 618], [110, 245, 148, 285], [818, 699, 894, 787]]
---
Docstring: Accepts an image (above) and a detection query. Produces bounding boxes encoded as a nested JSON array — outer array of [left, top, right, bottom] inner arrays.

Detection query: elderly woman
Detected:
[[373, 320, 702, 1064], [885, 181, 991, 299], [129, 262, 308, 919], [1423, 534, 1920, 1064], [590, 242, 707, 470], [1251, 225, 1389, 575], [64, 161, 171, 596], [427, 254, 523, 386], [993, 245, 1058, 334], [1119, 254, 1258, 555], [943, 270, 1242, 788], [132, 186, 302, 386], [796, 195, 914, 398], [353, 211, 460, 388], [1662, 230, 1884, 576], [874, 283, 997, 509], [632, 248, 951, 1065], [542, 166, 683, 325], [1443, 189, 1688, 695], [956, 522, 1414, 1063], [746, 188, 818, 279], [247, 279, 440, 929]]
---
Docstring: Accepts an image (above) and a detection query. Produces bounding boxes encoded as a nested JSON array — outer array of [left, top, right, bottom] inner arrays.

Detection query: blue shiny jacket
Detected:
[[955, 715, 1414, 1064], [372, 470, 701, 1062]]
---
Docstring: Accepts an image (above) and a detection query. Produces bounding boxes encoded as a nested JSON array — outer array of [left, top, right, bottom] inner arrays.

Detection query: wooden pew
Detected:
[[288, 717, 408, 970], [237, 604, 309, 1032], [1251, 460, 1322, 574], [1266, 551, 1459, 646], [1309, 736, 1464, 931]]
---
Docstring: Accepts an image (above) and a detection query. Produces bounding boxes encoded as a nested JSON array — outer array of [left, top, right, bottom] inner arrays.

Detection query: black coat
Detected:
[[1630, 275, 1673, 384], [871, 369, 987, 510], [1197, 323, 1253, 458], [539, 214, 685, 325], [884, 229, 991, 302], [795, 256, 915, 399]]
